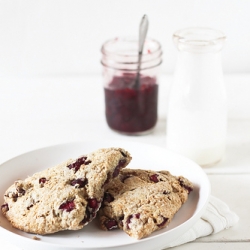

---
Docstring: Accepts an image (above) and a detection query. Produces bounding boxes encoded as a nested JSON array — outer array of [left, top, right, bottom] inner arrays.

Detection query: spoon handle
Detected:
[[139, 15, 149, 55], [135, 15, 149, 89]]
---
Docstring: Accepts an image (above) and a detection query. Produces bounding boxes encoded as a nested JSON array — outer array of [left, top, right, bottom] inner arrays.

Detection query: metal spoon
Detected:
[[134, 15, 149, 89]]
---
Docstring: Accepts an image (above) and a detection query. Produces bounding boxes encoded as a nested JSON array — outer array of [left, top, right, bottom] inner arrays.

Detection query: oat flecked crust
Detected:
[[99, 168, 193, 239], [1, 147, 132, 235]]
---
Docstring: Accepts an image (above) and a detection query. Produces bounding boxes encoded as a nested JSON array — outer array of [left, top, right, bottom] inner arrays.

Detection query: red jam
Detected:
[[104, 73, 158, 134]]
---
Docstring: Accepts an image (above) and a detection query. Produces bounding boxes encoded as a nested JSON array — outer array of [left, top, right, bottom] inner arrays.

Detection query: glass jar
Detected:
[[166, 27, 227, 166], [101, 37, 162, 135]]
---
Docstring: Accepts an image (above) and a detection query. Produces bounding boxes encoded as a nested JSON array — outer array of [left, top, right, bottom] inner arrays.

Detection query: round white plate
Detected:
[[0, 140, 210, 250]]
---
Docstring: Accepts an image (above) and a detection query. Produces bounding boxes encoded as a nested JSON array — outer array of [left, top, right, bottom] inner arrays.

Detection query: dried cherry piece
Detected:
[[67, 156, 87, 172], [179, 179, 193, 194], [103, 192, 114, 203], [39, 177, 47, 184], [104, 219, 118, 230], [70, 178, 88, 188], [126, 213, 140, 229], [88, 198, 99, 209], [1, 203, 9, 212], [157, 216, 169, 227], [149, 174, 159, 183], [81, 199, 100, 226], [17, 187, 26, 196], [135, 213, 140, 219], [113, 159, 127, 177], [59, 199, 75, 212], [126, 215, 133, 229]]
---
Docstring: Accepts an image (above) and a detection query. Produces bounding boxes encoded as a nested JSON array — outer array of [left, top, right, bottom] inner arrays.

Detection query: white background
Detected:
[[0, 4, 250, 250], [0, 0, 250, 77]]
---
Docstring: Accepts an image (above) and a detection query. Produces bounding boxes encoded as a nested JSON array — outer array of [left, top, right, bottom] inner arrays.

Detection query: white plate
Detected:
[[0, 140, 210, 250]]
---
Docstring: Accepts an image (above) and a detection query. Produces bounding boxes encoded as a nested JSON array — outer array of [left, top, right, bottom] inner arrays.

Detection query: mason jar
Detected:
[[101, 37, 162, 135]]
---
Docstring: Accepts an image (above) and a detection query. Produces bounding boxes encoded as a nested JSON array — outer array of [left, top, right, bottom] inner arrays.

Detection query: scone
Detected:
[[99, 168, 193, 239], [1, 147, 132, 235]]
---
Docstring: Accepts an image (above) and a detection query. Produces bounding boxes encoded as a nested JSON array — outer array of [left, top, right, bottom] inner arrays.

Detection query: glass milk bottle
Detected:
[[166, 27, 227, 166]]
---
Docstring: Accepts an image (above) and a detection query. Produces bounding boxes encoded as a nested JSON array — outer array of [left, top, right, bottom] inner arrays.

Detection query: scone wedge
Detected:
[[1, 147, 131, 235], [99, 168, 193, 239]]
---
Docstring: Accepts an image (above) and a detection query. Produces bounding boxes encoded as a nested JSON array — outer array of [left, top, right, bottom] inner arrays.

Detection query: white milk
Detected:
[[166, 28, 227, 166]]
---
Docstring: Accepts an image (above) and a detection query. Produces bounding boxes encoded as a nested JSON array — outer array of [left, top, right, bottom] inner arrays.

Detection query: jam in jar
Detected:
[[101, 37, 162, 135]]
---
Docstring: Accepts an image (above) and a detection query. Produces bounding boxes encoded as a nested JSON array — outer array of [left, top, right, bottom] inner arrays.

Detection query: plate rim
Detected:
[[0, 140, 211, 250]]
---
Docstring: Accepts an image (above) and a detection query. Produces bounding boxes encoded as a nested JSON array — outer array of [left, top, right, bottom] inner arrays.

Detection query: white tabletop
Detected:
[[0, 74, 250, 249]]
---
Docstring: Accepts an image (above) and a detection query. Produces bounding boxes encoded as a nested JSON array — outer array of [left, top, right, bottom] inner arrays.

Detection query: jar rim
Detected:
[[101, 36, 162, 70], [101, 36, 162, 57]]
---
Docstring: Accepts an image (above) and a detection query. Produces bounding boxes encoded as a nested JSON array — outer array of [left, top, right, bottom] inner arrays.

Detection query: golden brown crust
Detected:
[[1, 147, 132, 235], [99, 168, 193, 239]]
